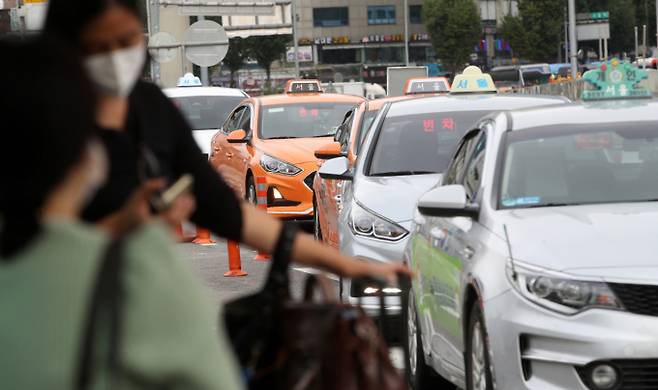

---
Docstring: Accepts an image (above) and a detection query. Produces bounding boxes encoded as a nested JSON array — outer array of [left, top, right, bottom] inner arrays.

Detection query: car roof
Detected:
[[255, 93, 364, 106], [366, 95, 412, 111], [508, 99, 658, 131], [385, 94, 568, 118], [163, 87, 248, 98]]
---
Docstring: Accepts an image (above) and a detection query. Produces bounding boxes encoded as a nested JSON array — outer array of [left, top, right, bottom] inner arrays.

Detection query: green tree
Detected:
[[500, 0, 564, 62], [244, 35, 291, 89], [223, 37, 246, 88], [609, 0, 636, 54], [423, 0, 481, 73]]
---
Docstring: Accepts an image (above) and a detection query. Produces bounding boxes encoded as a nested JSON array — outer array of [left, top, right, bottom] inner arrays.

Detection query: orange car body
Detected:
[[209, 83, 363, 220], [312, 95, 411, 247]]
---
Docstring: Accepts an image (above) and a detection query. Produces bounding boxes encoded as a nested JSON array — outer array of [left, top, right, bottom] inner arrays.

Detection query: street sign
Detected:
[[184, 20, 228, 67], [577, 23, 610, 41], [148, 32, 178, 64]]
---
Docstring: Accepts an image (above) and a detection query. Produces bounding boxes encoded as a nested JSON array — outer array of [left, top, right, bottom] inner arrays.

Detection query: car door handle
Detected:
[[460, 246, 475, 260]]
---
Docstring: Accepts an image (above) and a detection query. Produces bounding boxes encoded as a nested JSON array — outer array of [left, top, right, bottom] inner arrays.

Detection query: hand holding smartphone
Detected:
[[151, 174, 194, 212]]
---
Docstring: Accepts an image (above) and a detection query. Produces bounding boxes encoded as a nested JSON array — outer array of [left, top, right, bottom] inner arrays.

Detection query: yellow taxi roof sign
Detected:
[[285, 79, 323, 94], [449, 66, 497, 95]]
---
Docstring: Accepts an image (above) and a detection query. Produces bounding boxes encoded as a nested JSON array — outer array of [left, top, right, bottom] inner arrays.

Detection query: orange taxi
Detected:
[[312, 77, 451, 247], [209, 80, 364, 220]]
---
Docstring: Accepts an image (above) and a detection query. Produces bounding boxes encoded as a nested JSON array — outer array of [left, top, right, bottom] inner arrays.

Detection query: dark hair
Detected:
[[44, 0, 141, 45], [0, 38, 97, 258]]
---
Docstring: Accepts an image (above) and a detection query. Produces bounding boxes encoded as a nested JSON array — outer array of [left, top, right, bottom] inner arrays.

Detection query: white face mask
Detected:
[[84, 44, 146, 97]]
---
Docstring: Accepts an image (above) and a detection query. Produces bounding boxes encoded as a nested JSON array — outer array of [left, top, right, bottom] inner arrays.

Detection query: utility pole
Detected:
[[291, 0, 300, 77], [568, 0, 578, 79], [643, 24, 648, 68], [635, 26, 639, 60], [404, 0, 410, 66], [148, 0, 161, 85], [199, 15, 210, 86], [564, 7, 569, 63], [655, 0, 658, 49]]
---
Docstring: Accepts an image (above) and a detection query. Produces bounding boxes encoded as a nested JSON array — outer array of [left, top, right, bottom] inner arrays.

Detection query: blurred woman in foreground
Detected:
[[0, 39, 244, 390]]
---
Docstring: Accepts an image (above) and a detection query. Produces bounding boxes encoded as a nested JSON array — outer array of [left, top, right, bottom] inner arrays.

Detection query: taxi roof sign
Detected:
[[285, 79, 323, 94], [404, 77, 451, 95], [177, 73, 203, 87], [449, 66, 497, 95], [582, 59, 651, 101]]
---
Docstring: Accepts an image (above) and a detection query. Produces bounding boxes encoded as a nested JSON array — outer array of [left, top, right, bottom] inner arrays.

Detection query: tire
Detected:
[[406, 293, 453, 389], [313, 200, 323, 241], [465, 304, 494, 390], [246, 176, 257, 205]]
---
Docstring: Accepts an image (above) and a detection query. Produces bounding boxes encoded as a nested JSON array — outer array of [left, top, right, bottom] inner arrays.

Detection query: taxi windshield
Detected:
[[368, 111, 490, 176], [260, 103, 355, 139], [499, 122, 658, 209], [171, 96, 244, 130]]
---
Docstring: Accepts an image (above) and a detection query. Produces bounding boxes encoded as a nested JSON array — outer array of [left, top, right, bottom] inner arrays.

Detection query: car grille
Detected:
[[577, 360, 658, 390], [608, 283, 658, 317], [304, 172, 316, 190]]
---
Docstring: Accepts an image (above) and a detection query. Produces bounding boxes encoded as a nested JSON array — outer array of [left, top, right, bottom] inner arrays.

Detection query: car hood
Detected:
[[259, 137, 334, 164], [497, 203, 658, 275], [354, 174, 442, 223]]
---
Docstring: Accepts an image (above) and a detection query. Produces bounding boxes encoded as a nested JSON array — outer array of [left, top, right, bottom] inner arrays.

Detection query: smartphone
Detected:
[[152, 174, 194, 212]]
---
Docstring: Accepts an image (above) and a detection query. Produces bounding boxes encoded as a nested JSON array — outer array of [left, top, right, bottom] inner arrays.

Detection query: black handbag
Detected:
[[223, 226, 409, 390]]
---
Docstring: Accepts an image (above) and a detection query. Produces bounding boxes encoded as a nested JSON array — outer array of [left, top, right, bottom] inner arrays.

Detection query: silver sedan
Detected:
[[318, 94, 567, 321], [406, 99, 658, 389]]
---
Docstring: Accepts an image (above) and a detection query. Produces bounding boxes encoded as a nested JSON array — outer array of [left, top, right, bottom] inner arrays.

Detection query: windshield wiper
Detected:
[[522, 202, 580, 208], [266, 136, 297, 140], [370, 170, 436, 176]]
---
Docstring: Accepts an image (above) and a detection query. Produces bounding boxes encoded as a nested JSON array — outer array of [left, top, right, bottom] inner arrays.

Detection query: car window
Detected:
[[238, 106, 252, 132], [224, 106, 245, 133], [171, 95, 244, 130], [499, 122, 658, 209], [338, 109, 356, 153], [260, 103, 355, 139], [444, 135, 474, 185], [464, 132, 486, 200], [355, 110, 379, 155]]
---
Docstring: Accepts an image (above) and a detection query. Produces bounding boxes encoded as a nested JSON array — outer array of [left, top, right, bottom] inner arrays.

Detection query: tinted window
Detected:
[[409, 5, 422, 23], [224, 106, 246, 133], [260, 103, 355, 139], [368, 5, 396, 25], [499, 123, 658, 209], [313, 7, 349, 27], [464, 133, 486, 199], [356, 110, 379, 154], [171, 96, 244, 130], [368, 111, 490, 176], [444, 135, 475, 185]]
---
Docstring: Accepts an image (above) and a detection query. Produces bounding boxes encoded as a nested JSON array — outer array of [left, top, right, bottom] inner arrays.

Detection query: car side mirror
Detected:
[[315, 142, 345, 160], [227, 129, 251, 144], [417, 185, 479, 219], [318, 157, 352, 181]]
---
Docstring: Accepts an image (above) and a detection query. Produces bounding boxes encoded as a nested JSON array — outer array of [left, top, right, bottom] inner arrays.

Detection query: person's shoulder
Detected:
[[132, 80, 168, 100]]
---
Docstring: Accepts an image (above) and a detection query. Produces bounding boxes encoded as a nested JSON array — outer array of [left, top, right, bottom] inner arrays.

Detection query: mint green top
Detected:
[[0, 220, 244, 390]]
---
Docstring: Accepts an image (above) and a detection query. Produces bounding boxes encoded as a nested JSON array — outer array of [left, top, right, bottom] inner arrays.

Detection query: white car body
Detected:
[[164, 86, 247, 155]]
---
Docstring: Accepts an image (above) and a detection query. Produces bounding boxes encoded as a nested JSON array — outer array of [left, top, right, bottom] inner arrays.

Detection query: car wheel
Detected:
[[246, 176, 257, 205], [466, 304, 494, 390], [313, 200, 323, 241], [406, 293, 453, 389]]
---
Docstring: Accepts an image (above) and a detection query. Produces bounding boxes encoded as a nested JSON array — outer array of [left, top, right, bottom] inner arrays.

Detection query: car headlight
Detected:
[[507, 261, 622, 315], [260, 154, 302, 176], [349, 201, 408, 241]]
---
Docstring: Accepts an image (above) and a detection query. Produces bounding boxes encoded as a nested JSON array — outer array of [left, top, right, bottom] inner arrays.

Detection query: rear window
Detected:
[[260, 103, 354, 139], [171, 95, 244, 130], [368, 111, 490, 176]]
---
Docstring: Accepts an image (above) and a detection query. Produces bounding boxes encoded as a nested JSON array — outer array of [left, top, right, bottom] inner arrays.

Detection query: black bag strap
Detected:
[[76, 239, 125, 390], [263, 224, 298, 300]]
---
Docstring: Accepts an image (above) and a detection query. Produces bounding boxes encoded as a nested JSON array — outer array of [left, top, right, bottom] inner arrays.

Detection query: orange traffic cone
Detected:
[[224, 240, 247, 277], [192, 227, 216, 245], [254, 176, 271, 261]]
